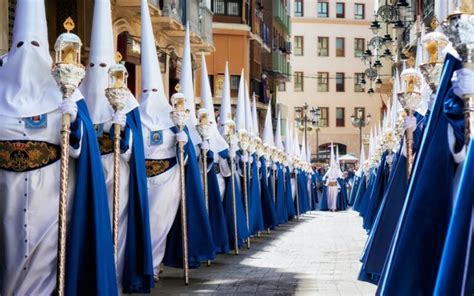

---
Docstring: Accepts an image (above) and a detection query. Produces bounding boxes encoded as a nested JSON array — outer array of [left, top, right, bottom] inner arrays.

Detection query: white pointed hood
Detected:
[[251, 93, 259, 137], [300, 133, 306, 159], [293, 127, 300, 157], [262, 106, 274, 146], [0, 0, 66, 117], [356, 144, 366, 176], [139, 0, 174, 130], [179, 22, 201, 144], [80, 0, 138, 124], [324, 143, 342, 179], [235, 69, 246, 131], [244, 81, 254, 136], [200, 53, 228, 153], [275, 111, 284, 150], [284, 120, 292, 154], [218, 62, 232, 135]]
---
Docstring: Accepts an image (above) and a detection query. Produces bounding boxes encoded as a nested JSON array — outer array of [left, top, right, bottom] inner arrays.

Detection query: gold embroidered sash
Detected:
[[145, 158, 177, 178], [98, 132, 114, 155], [0, 140, 60, 172]]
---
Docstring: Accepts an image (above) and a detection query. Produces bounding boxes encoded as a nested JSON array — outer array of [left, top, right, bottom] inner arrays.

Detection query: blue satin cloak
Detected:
[[377, 54, 462, 295], [285, 168, 296, 220], [163, 128, 216, 268], [248, 154, 265, 235], [207, 150, 230, 254], [222, 159, 250, 250], [310, 173, 319, 211], [259, 157, 278, 229], [65, 100, 118, 295], [349, 176, 360, 206], [297, 171, 310, 213], [352, 174, 366, 211], [357, 171, 376, 217], [319, 186, 329, 211], [275, 163, 288, 224], [121, 109, 154, 293], [336, 178, 348, 211], [434, 139, 474, 295], [363, 153, 389, 231]]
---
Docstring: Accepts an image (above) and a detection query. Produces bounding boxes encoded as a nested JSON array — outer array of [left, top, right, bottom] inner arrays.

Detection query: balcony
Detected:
[[271, 51, 290, 81], [272, 0, 290, 33]]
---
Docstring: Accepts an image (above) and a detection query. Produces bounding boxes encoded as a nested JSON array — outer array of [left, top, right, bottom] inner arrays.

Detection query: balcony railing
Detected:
[[272, 0, 290, 33], [199, 4, 213, 46], [271, 51, 290, 81]]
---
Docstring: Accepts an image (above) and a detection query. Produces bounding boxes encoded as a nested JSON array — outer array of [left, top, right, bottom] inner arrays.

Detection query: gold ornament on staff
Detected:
[[170, 84, 191, 284], [443, 6, 474, 142], [224, 120, 239, 255], [51, 18, 85, 296], [238, 129, 251, 249], [105, 52, 131, 265], [196, 108, 211, 266], [398, 57, 423, 181]]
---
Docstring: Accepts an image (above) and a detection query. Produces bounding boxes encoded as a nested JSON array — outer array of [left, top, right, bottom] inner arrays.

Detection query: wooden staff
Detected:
[[178, 132, 189, 284], [294, 165, 300, 221], [230, 156, 239, 255], [242, 156, 250, 249], [201, 147, 211, 266], [405, 110, 415, 181]]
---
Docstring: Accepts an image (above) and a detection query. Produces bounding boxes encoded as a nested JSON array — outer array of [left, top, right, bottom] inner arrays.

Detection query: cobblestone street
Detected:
[[151, 210, 376, 295]]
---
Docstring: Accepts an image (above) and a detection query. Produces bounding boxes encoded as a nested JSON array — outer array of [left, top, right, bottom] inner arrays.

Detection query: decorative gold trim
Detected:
[[0, 141, 60, 172]]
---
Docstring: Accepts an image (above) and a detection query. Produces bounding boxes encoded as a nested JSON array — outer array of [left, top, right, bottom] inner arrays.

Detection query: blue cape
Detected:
[[163, 127, 216, 268], [285, 168, 296, 219], [121, 109, 154, 293], [248, 154, 265, 235], [377, 54, 462, 295], [275, 163, 288, 224], [65, 100, 118, 295], [336, 178, 349, 211], [259, 157, 278, 229], [206, 150, 230, 254], [310, 173, 319, 211], [222, 157, 249, 250], [352, 173, 367, 212]]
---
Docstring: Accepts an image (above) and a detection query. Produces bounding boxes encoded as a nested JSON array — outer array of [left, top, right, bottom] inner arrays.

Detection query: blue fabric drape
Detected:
[[248, 154, 265, 235], [65, 100, 118, 295], [259, 157, 278, 229]]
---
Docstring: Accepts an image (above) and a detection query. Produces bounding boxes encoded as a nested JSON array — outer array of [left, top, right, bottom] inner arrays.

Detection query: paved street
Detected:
[[151, 210, 376, 295]]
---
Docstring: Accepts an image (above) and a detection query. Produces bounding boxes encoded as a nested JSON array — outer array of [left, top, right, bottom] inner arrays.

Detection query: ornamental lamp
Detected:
[[54, 17, 83, 66]]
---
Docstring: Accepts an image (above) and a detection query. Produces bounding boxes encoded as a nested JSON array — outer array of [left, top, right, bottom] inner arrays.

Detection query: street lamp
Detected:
[[295, 103, 321, 161], [351, 109, 371, 151]]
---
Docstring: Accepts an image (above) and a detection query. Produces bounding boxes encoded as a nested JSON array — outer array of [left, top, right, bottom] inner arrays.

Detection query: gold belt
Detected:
[[0, 140, 60, 172], [145, 158, 177, 178], [97, 132, 114, 155], [328, 181, 337, 186]]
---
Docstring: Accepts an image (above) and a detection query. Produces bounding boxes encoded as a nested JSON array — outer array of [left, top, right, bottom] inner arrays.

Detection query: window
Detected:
[[354, 38, 365, 57], [295, 0, 303, 16], [318, 1, 329, 18], [336, 37, 345, 57], [354, 73, 365, 92], [230, 75, 241, 93], [336, 72, 345, 92], [354, 107, 365, 120], [320, 107, 329, 127], [318, 37, 329, 56], [278, 82, 286, 92], [336, 107, 345, 127], [294, 36, 304, 56], [212, 0, 241, 16], [294, 72, 304, 91], [336, 3, 345, 18], [8, 0, 16, 48], [317, 72, 329, 92], [354, 3, 365, 19]]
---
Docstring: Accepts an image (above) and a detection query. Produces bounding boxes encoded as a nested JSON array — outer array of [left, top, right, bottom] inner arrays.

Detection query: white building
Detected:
[[278, 0, 382, 161]]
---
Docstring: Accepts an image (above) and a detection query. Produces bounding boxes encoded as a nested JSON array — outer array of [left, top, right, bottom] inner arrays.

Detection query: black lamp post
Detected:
[[295, 104, 321, 161], [350, 109, 372, 151]]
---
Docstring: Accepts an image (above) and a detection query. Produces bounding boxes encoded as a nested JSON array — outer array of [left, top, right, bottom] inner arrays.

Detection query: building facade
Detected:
[[277, 0, 382, 160], [1, 0, 214, 99]]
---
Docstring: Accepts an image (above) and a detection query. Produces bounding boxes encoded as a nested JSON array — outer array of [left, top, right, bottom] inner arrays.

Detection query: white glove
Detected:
[[113, 110, 127, 129], [272, 164, 277, 171], [60, 98, 78, 122], [452, 68, 474, 98], [257, 161, 262, 169], [403, 115, 417, 130], [176, 131, 188, 144], [201, 140, 210, 151], [241, 152, 249, 163], [249, 156, 254, 164]]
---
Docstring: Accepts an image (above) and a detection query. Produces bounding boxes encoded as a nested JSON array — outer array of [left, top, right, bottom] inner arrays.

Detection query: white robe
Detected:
[[0, 108, 81, 295], [325, 177, 339, 211], [141, 127, 180, 275], [100, 121, 132, 289]]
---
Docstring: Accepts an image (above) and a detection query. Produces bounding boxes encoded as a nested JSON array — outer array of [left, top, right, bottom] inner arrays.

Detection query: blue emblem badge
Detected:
[[150, 130, 163, 145], [94, 123, 104, 137], [25, 114, 47, 128]]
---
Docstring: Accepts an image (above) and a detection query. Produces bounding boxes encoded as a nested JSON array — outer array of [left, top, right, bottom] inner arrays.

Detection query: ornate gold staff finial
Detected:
[[430, 17, 439, 31], [115, 52, 123, 63], [63, 17, 75, 33], [407, 56, 416, 68], [175, 83, 181, 93]]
